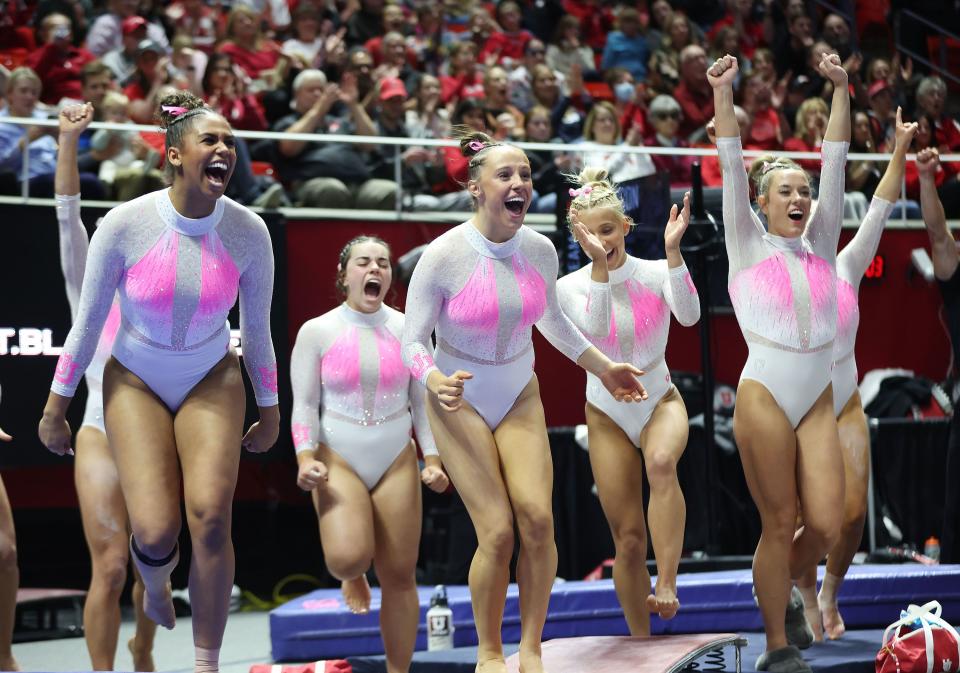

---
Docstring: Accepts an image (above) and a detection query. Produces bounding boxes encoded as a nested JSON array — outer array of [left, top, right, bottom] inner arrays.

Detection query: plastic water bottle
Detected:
[[924, 536, 941, 562], [426, 585, 454, 651]]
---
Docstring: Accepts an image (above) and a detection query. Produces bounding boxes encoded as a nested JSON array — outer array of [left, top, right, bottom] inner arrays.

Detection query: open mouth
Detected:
[[363, 278, 382, 299], [505, 196, 525, 215], [606, 247, 616, 261], [205, 160, 229, 188], [788, 208, 804, 222]]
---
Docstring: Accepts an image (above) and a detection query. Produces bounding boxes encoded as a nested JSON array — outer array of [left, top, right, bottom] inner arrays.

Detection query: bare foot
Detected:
[[804, 603, 824, 642], [475, 656, 507, 673], [820, 600, 845, 640], [143, 581, 176, 630], [518, 649, 545, 673], [646, 584, 680, 620], [129, 636, 156, 671], [0, 653, 18, 671], [341, 575, 371, 614]]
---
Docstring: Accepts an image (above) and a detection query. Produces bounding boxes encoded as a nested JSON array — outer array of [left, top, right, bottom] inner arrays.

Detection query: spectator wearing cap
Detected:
[[369, 77, 472, 211], [124, 39, 176, 123], [219, 6, 288, 93], [86, 0, 169, 57], [101, 15, 147, 82], [673, 44, 713, 141], [916, 76, 960, 152], [601, 7, 651, 80], [867, 77, 896, 150], [272, 69, 397, 209], [26, 13, 95, 106], [646, 94, 695, 187]]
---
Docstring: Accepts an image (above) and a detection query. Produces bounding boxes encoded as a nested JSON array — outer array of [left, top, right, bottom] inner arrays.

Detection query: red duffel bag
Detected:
[[249, 661, 351, 673], [877, 601, 960, 673]]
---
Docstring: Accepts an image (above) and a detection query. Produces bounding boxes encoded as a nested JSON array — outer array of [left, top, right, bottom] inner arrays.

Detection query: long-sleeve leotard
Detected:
[[556, 256, 700, 368], [835, 196, 894, 362], [290, 303, 437, 457], [402, 222, 592, 384], [718, 136, 849, 351], [50, 189, 278, 406]]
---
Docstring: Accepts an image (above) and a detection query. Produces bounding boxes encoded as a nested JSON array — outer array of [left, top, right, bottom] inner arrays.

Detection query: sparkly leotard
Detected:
[[402, 222, 592, 430], [718, 136, 848, 428], [50, 189, 278, 411], [833, 196, 894, 416], [555, 256, 700, 446], [55, 193, 121, 433], [290, 303, 437, 490]]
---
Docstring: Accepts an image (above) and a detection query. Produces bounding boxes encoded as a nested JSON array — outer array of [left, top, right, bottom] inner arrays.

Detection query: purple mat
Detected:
[[270, 564, 960, 662]]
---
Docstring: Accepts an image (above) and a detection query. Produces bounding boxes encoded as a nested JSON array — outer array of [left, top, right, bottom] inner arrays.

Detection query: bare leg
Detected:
[[129, 571, 156, 671], [104, 358, 181, 632], [585, 403, 651, 636], [0, 476, 18, 671], [310, 444, 376, 612], [494, 377, 556, 673], [175, 352, 246, 668], [821, 391, 869, 639], [75, 425, 157, 670], [734, 380, 801, 655], [370, 445, 422, 673], [637, 388, 688, 620], [427, 394, 515, 673]]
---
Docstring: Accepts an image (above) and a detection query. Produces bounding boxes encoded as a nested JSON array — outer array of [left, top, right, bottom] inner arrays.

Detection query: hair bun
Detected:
[[455, 127, 497, 158], [157, 91, 207, 129], [576, 166, 611, 190]]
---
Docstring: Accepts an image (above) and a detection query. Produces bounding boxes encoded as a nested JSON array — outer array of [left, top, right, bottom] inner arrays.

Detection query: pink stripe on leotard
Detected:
[[626, 279, 667, 348], [186, 233, 240, 343], [375, 326, 406, 412], [729, 254, 798, 333], [836, 278, 857, 347], [409, 352, 435, 382], [291, 422, 312, 449], [684, 271, 697, 295], [321, 327, 362, 406], [97, 303, 122, 353], [448, 257, 499, 330], [804, 254, 834, 317], [124, 229, 178, 342], [512, 253, 546, 329]]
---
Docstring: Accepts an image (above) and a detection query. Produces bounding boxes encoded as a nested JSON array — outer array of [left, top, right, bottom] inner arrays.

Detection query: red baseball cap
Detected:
[[122, 16, 147, 35], [868, 79, 891, 98], [379, 77, 408, 101]]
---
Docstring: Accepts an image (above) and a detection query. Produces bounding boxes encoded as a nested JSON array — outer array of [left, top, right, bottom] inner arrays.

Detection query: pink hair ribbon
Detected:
[[468, 140, 487, 152], [568, 185, 593, 197], [161, 105, 189, 116]]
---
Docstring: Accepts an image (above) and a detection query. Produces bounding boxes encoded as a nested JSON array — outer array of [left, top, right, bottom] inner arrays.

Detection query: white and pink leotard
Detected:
[[290, 303, 437, 490], [555, 256, 700, 446], [50, 189, 278, 412], [402, 222, 592, 430], [718, 136, 848, 428], [833, 196, 894, 417], [55, 193, 122, 433]]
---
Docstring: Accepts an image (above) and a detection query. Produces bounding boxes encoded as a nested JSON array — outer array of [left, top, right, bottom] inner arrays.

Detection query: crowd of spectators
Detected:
[[0, 0, 957, 215]]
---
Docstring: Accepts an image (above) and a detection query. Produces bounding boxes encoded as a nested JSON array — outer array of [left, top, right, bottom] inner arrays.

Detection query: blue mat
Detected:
[[270, 564, 960, 662]]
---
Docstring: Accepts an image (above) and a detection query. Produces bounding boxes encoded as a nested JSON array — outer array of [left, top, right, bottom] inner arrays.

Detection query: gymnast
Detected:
[[0, 383, 17, 672], [290, 235, 450, 673], [557, 168, 700, 634], [709, 52, 849, 673], [39, 91, 279, 673], [795, 108, 917, 641], [402, 129, 646, 673], [55, 101, 158, 670]]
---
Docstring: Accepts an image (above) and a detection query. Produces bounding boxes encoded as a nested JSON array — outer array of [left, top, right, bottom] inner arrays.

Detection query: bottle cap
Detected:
[[430, 584, 449, 607]]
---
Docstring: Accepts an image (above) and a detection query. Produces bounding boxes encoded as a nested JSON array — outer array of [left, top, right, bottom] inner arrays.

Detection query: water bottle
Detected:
[[924, 536, 941, 562], [426, 585, 454, 651]]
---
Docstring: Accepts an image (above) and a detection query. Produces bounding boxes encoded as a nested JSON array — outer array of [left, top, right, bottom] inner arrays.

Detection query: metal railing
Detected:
[[895, 9, 960, 87], [2, 115, 959, 229]]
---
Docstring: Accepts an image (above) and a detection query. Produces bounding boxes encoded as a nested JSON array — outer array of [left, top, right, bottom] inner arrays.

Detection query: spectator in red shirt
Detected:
[[739, 71, 786, 151], [439, 41, 484, 105], [916, 75, 960, 152], [201, 53, 267, 131], [364, 4, 407, 65], [27, 13, 95, 105], [783, 96, 828, 174], [124, 40, 179, 123], [560, 0, 613, 51], [905, 114, 960, 216], [673, 44, 713, 141], [480, 1, 533, 66], [165, 0, 220, 53], [706, 0, 765, 59], [219, 5, 288, 92], [646, 94, 694, 187]]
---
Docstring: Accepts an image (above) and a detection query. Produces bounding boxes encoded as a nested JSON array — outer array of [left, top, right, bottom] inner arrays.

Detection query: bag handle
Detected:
[[881, 602, 960, 673]]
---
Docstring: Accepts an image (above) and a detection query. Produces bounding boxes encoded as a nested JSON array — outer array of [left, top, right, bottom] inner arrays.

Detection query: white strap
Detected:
[[882, 602, 960, 673]]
